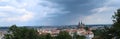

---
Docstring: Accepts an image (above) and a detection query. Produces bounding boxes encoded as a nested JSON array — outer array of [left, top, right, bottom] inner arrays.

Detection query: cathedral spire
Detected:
[[78, 21, 84, 29]]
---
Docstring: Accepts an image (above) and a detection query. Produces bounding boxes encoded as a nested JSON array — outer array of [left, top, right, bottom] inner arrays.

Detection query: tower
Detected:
[[77, 21, 85, 29]]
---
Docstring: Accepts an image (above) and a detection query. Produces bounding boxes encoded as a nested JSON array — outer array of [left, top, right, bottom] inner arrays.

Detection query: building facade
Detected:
[[37, 22, 94, 39]]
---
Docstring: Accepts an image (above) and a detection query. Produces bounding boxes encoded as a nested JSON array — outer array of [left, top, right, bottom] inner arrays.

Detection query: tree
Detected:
[[76, 35, 85, 39], [92, 9, 120, 39], [112, 9, 120, 38], [72, 32, 85, 39], [45, 33, 52, 39], [57, 31, 72, 39], [98, 9, 120, 39], [113, 9, 120, 30], [4, 25, 40, 39]]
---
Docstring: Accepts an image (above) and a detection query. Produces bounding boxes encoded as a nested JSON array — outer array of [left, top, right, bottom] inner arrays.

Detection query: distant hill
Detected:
[[0, 24, 112, 30]]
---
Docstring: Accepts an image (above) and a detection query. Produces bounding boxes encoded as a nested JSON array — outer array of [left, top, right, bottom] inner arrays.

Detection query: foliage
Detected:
[[4, 25, 94, 39], [38, 33, 53, 39], [4, 25, 78, 39], [57, 31, 72, 39], [4, 25, 40, 39], [73, 32, 85, 39], [111, 9, 120, 39], [76, 35, 85, 39], [93, 9, 120, 39]]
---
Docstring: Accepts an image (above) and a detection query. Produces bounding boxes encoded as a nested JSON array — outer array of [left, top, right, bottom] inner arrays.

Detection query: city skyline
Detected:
[[0, 0, 120, 26]]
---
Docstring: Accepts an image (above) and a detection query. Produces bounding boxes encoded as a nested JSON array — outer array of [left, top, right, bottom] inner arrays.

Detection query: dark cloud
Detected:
[[43, 0, 106, 25], [0, 0, 113, 26]]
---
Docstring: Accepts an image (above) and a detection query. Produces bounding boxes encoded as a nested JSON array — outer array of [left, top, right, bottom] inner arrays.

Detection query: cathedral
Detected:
[[77, 22, 94, 39]]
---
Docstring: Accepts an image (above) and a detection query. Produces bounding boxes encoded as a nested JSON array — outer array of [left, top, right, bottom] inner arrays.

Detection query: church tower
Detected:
[[77, 21, 85, 29]]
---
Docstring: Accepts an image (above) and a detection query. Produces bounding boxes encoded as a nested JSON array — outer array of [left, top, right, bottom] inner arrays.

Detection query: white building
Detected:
[[85, 28, 94, 39]]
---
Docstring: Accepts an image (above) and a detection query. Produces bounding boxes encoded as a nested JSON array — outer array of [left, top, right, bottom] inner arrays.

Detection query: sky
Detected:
[[0, 0, 120, 26]]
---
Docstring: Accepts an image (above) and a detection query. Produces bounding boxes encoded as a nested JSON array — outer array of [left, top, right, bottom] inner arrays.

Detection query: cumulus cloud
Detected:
[[0, 0, 69, 26], [83, 12, 113, 24], [91, 7, 112, 13], [0, 0, 119, 26], [0, 6, 34, 22], [83, 0, 120, 24]]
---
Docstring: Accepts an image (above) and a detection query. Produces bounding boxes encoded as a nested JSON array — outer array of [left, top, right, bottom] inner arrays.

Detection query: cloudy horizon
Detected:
[[0, 0, 119, 26]]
